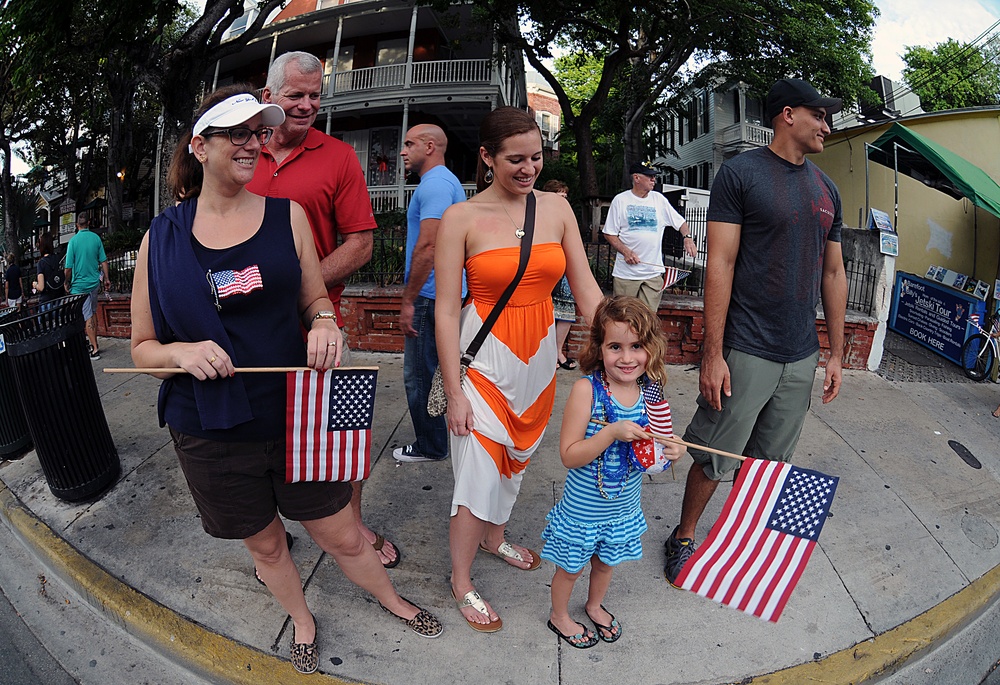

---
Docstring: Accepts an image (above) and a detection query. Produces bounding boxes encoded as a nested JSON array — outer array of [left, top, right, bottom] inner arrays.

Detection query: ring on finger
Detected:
[[209, 356, 217, 363], [327, 342, 337, 347]]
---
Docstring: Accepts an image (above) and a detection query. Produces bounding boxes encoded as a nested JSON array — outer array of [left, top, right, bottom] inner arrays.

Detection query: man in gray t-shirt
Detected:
[[663, 78, 848, 587]]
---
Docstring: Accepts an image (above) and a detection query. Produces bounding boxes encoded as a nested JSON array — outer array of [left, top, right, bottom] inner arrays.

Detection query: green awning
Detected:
[[867, 123, 1000, 219]]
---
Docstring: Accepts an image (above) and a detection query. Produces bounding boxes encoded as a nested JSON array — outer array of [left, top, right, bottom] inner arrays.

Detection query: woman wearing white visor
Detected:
[[131, 86, 442, 674]]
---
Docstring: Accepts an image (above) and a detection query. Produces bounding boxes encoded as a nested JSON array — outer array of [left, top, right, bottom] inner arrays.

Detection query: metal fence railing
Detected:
[[845, 258, 878, 316], [107, 251, 138, 294], [346, 226, 407, 288], [78, 209, 881, 318]]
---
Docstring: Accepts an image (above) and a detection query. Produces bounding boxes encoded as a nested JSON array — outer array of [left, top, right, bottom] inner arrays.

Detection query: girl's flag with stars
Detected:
[[631, 379, 673, 473]]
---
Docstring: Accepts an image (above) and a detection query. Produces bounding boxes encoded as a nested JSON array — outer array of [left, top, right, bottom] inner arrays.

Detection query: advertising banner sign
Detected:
[[889, 272, 985, 365]]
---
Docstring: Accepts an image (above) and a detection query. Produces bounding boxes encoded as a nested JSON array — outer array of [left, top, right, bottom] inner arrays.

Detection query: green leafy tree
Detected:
[[0, 3, 43, 255], [901, 38, 1000, 111], [437, 0, 878, 224], [0, 178, 40, 260], [6, 0, 287, 223]]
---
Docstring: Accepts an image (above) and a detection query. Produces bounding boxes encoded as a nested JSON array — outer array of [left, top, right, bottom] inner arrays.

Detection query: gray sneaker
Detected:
[[663, 525, 696, 587], [392, 444, 435, 463]]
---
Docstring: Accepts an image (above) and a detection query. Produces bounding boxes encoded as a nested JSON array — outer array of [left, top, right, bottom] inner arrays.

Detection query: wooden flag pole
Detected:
[[104, 366, 379, 374], [592, 419, 747, 462]]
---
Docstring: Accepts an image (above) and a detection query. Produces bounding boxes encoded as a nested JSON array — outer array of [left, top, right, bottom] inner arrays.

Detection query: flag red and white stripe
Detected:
[[676, 458, 838, 622], [285, 369, 377, 483], [661, 267, 691, 291]]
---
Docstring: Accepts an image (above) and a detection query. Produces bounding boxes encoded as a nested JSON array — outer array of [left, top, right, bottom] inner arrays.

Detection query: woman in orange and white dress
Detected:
[[435, 107, 603, 632]]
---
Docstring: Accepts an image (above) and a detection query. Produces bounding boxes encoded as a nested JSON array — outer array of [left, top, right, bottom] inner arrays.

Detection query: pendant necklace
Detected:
[[499, 197, 526, 239]]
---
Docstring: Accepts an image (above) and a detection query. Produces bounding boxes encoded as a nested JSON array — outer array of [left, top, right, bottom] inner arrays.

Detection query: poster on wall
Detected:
[[889, 272, 986, 366], [869, 208, 893, 232], [879, 231, 898, 256]]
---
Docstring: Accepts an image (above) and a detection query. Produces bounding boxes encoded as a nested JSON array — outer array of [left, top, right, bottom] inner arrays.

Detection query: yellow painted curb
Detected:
[[750, 563, 1000, 684], [0, 483, 364, 685]]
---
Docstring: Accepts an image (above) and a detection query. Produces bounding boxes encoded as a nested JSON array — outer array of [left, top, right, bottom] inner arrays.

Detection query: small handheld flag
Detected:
[[676, 458, 838, 622], [630, 379, 674, 474], [661, 267, 691, 291], [286, 368, 378, 483]]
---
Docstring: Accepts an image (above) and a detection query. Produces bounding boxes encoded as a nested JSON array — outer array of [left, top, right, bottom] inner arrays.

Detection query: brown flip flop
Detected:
[[372, 532, 402, 569]]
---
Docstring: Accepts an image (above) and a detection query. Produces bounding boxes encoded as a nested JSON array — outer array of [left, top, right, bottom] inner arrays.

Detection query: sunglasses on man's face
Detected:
[[202, 127, 274, 146]]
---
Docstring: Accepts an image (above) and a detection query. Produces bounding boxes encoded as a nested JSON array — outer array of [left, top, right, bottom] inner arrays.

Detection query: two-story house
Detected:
[[648, 81, 769, 191], [209, 0, 527, 212], [649, 76, 920, 192]]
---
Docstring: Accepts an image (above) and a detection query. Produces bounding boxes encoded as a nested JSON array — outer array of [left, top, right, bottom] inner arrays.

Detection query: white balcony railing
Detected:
[[333, 64, 407, 93], [411, 59, 491, 85], [368, 184, 477, 213], [324, 59, 492, 96], [719, 121, 773, 148]]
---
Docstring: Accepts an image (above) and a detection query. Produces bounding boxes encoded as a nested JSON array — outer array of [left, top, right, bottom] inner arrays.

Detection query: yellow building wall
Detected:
[[813, 111, 1000, 290]]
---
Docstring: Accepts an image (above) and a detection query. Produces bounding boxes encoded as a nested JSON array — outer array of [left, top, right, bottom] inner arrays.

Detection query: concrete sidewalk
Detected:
[[2, 336, 1000, 684]]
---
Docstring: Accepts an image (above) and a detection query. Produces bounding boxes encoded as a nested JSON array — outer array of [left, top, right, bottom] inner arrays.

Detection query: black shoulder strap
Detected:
[[462, 192, 537, 364]]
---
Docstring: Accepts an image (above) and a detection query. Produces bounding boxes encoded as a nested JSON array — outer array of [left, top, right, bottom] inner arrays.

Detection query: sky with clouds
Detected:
[[871, 0, 1000, 80]]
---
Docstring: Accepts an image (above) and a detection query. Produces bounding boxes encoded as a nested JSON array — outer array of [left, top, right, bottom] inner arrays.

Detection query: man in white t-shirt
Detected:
[[602, 162, 696, 311]]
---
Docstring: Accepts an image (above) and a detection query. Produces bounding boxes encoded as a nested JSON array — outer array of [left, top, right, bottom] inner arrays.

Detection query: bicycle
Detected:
[[960, 311, 1000, 381]]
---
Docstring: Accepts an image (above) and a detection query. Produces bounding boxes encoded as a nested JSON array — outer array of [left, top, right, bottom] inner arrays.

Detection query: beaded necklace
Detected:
[[592, 370, 648, 500]]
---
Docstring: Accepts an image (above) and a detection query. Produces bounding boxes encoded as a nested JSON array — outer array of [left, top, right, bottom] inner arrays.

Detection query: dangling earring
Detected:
[[484, 167, 494, 184]]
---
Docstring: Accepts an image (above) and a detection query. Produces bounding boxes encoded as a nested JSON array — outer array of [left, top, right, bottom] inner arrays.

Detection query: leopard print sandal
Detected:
[[380, 597, 444, 638]]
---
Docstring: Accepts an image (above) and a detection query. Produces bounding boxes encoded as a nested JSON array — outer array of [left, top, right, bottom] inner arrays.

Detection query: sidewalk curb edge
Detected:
[[0, 482, 363, 685]]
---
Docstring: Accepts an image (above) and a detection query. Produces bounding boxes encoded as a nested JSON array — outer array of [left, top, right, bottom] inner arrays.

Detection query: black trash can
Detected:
[[0, 306, 31, 458], [0, 295, 120, 501]]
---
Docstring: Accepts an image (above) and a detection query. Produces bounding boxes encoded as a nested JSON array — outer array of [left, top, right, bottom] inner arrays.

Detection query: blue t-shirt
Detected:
[[405, 165, 466, 300]]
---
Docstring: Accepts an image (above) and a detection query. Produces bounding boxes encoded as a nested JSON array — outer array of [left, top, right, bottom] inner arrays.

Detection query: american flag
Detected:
[[641, 378, 673, 436], [285, 369, 378, 483], [661, 267, 691, 291], [211, 265, 263, 299], [631, 379, 674, 472], [676, 458, 838, 622]]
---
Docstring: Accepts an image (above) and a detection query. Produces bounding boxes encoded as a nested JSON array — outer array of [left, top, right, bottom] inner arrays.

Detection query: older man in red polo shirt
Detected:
[[249, 51, 400, 568]]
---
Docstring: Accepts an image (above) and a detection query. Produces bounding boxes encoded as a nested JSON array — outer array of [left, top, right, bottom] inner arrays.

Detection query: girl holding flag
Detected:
[[541, 296, 684, 648]]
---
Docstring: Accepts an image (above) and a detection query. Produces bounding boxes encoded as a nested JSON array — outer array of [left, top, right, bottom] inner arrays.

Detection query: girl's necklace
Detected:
[[499, 197, 526, 239], [594, 370, 644, 500]]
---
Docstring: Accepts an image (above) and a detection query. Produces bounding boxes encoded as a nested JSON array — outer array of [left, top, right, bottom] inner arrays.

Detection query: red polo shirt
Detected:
[[248, 127, 376, 321]]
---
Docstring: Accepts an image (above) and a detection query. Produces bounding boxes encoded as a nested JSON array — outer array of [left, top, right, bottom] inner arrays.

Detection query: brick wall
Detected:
[[95, 295, 133, 339], [97, 288, 877, 370]]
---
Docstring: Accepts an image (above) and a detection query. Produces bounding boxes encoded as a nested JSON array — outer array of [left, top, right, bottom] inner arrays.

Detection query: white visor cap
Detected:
[[192, 94, 285, 138]]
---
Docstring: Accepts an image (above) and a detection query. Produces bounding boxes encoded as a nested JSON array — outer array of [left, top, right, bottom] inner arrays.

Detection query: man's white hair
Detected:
[[266, 51, 323, 93]]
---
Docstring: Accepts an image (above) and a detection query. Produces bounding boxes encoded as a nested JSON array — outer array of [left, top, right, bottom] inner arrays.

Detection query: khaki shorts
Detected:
[[683, 347, 819, 481], [612, 276, 664, 312]]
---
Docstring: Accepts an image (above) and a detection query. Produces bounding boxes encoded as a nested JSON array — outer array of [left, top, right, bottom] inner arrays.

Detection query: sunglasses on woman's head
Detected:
[[201, 127, 274, 146]]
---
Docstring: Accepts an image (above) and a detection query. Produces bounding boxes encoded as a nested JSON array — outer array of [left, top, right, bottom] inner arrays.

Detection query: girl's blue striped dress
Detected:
[[540, 371, 648, 573]]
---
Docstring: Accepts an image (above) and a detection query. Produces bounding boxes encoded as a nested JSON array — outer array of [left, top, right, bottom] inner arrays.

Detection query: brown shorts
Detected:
[[169, 427, 353, 540]]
